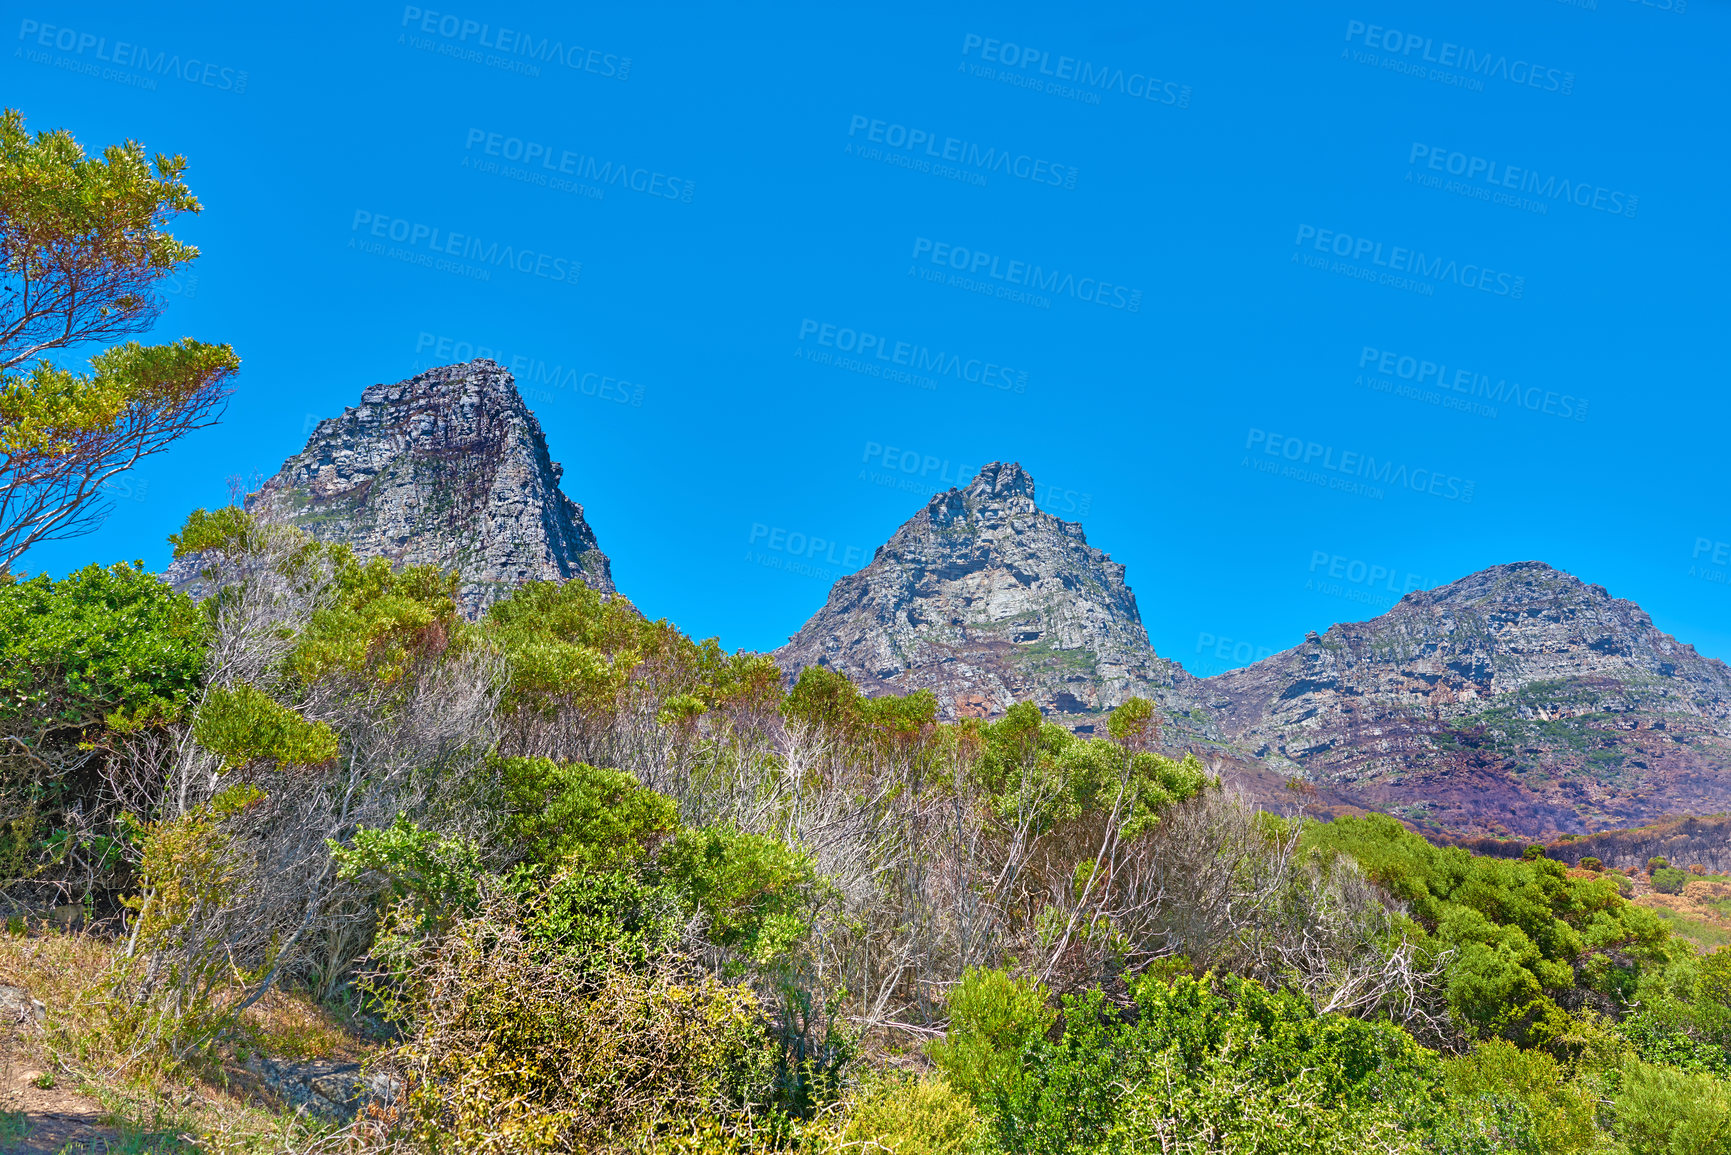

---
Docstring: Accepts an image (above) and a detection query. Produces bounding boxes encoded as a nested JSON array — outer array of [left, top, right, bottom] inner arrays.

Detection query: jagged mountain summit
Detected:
[[1205, 561, 1731, 838], [774, 462, 1198, 726], [171, 360, 612, 616]]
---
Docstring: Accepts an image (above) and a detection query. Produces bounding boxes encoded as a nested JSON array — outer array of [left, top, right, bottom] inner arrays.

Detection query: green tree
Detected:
[[0, 109, 237, 573]]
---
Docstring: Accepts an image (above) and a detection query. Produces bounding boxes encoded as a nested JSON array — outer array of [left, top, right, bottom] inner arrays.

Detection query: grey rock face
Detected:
[[774, 462, 1199, 726], [170, 360, 612, 617], [1205, 561, 1731, 837]]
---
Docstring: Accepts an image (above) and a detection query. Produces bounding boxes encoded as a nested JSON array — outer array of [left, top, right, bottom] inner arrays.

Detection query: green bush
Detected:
[[927, 967, 1056, 1108], [1581, 857, 1603, 872], [938, 970, 1445, 1154], [0, 562, 206, 886], [1614, 1058, 1731, 1155], [658, 823, 830, 967], [1648, 857, 1670, 875], [1305, 813, 1669, 1043], [1441, 1040, 1598, 1154], [495, 756, 677, 871], [1653, 867, 1689, 896]]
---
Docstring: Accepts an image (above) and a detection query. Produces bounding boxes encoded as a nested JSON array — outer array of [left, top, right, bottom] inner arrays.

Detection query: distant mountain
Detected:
[[168, 360, 612, 616], [1205, 562, 1731, 839], [774, 462, 1203, 730], [776, 468, 1731, 839]]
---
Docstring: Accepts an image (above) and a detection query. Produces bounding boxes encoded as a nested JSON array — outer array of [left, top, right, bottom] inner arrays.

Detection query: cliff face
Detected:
[[172, 360, 612, 616], [774, 462, 1200, 728], [1205, 562, 1731, 838]]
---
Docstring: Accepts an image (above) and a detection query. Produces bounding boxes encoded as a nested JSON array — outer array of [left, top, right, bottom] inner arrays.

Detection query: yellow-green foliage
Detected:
[[192, 682, 337, 770], [927, 967, 1055, 1106], [378, 910, 775, 1154], [1614, 1058, 1731, 1154], [288, 553, 464, 685], [485, 579, 782, 722], [974, 701, 1208, 838], [840, 1075, 982, 1155], [1443, 1039, 1599, 1154], [497, 756, 678, 871], [112, 784, 264, 1053]]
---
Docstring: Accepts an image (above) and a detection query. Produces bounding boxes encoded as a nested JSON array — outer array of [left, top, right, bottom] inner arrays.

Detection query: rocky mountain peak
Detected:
[[1205, 561, 1731, 838], [775, 462, 1193, 724], [170, 359, 613, 617]]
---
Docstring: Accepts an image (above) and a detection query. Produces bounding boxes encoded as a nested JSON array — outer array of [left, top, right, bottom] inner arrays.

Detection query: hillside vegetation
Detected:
[[2, 510, 1731, 1152]]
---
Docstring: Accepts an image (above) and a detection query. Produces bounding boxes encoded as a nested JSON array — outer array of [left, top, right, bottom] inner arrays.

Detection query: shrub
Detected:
[[928, 967, 1055, 1108], [840, 1075, 982, 1155], [938, 970, 1445, 1154], [1653, 868, 1689, 896], [1581, 857, 1603, 872], [1648, 857, 1670, 875], [1614, 1058, 1731, 1155], [1442, 1039, 1598, 1154], [657, 824, 830, 967], [371, 905, 778, 1154], [1694, 865, 1708, 877], [496, 756, 677, 871]]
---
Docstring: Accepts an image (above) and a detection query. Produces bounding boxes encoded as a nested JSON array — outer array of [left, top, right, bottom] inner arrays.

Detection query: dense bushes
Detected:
[[1305, 813, 1672, 1045]]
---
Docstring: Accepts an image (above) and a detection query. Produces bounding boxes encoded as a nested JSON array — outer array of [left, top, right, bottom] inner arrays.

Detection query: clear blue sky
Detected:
[[10, 0, 1729, 671]]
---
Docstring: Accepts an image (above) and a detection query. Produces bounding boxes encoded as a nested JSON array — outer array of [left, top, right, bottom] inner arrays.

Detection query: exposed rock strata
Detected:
[[1205, 562, 1731, 838], [168, 360, 612, 616], [774, 462, 1203, 730]]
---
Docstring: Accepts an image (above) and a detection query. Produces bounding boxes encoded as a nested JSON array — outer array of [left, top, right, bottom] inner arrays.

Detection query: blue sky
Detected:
[[10, 0, 1729, 671]]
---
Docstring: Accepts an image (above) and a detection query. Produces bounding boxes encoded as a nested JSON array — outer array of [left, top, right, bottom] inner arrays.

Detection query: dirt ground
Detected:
[[0, 1050, 121, 1154]]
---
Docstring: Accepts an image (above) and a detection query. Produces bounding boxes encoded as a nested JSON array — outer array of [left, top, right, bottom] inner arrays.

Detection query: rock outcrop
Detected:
[[774, 462, 1201, 729], [1206, 562, 1731, 838], [170, 360, 612, 616]]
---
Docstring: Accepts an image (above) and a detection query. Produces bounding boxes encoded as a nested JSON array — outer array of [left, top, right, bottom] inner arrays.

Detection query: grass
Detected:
[[0, 925, 368, 1155], [1648, 906, 1731, 951]]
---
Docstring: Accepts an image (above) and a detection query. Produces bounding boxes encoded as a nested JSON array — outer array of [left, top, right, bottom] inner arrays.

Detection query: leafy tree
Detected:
[[0, 561, 205, 887], [0, 110, 237, 572], [1652, 867, 1688, 895]]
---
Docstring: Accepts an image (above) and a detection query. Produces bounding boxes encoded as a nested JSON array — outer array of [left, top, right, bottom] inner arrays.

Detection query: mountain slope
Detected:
[[1205, 562, 1731, 838], [169, 360, 612, 616], [774, 462, 1201, 727]]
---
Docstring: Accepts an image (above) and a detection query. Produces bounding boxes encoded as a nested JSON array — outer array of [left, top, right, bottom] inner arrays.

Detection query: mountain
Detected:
[[169, 360, 612, 616], [1205, 562, 1731, 839], [773, 462, 1203, 729], [775, 467, 1731, 839]]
